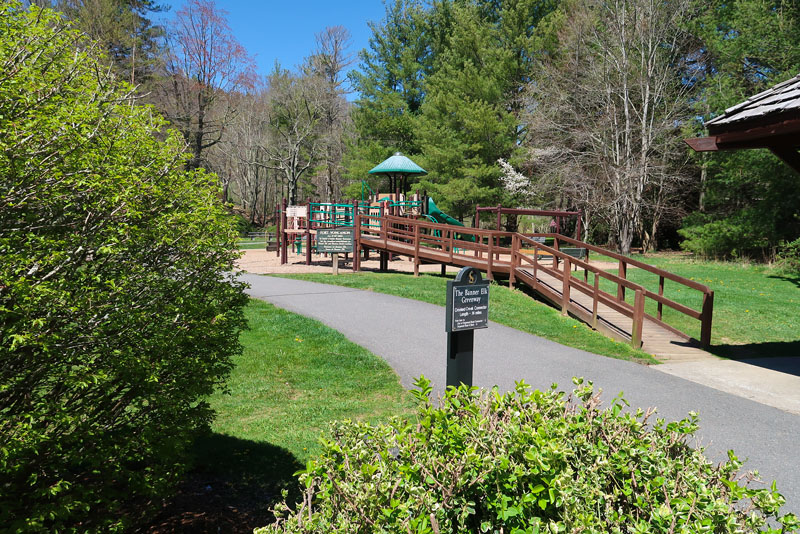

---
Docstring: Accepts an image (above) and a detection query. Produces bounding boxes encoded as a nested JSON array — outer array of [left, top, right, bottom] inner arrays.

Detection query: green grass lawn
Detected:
[[211, 299, 413, 452], [172, 299, 413, 530], [237, 240, 268, 250], [277, 272, 655, 364]]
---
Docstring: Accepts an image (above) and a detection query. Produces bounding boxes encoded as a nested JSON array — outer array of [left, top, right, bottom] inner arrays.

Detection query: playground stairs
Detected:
[[354, 214, 716, 364]]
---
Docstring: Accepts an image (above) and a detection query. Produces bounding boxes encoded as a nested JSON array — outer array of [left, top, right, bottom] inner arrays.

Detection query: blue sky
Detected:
[[160, 1, 387, 85]]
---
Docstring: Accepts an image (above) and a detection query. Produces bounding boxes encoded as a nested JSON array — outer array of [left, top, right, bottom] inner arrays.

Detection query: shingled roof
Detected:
[[684, 73, 800, 173], [706, 73, 800, 130]]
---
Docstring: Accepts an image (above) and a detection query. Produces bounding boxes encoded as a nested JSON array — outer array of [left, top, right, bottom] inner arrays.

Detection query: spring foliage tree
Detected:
[[159, 0, 256, 172], [0, 2, 247, 531]]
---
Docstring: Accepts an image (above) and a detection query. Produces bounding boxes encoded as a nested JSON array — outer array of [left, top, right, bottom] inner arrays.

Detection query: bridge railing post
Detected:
[[509, 234, 518, 287], [449, 228, 455, 262], [413, 223, 420, 277], [631, 288, 644, 348], [553, 236, 560, 269], [592, 273, 599, 329], [561, 256, 571, 315], [486, 233, 494, 281], [700, 290, 714, 348], [618, 259, 627, 301]]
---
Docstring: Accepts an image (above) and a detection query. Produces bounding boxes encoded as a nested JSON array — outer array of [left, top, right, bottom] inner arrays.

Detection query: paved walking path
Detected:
[[240, 273, 800, 516]]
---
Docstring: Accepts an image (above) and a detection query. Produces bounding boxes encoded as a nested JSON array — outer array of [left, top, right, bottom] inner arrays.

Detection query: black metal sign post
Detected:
[[445, 267, 489, 388]]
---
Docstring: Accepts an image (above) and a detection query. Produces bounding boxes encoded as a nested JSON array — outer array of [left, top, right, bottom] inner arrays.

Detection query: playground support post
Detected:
[[275, 202, 281, 257], [280, 198, 288, 265], [354, 200, 367, 262], [353, 211, 361, 272], [305, 197, 312, 266]]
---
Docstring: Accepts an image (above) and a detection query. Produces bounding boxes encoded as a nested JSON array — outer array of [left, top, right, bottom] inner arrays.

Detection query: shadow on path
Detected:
[[140, 433, 302, 534], [710, 341, 800, 373]]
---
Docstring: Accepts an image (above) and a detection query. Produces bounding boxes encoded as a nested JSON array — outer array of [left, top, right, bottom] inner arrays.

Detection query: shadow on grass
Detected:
[[767, 272, 800, 288], [141, 432, 303, 534]]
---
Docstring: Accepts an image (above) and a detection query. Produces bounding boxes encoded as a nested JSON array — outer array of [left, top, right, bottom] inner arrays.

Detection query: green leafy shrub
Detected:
[[0, 3, 247, 531], [776, 238, 800, 274], [678, 211, 774, 260], [260, 378, 798, 534]]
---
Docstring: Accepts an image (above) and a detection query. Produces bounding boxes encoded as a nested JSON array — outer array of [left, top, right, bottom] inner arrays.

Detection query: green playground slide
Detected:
[[427, 198, 476, 242]]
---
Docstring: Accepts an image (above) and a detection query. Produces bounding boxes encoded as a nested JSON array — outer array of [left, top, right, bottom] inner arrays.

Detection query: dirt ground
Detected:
[[236, 248, 620, 275], [236, 247, 461, 275]]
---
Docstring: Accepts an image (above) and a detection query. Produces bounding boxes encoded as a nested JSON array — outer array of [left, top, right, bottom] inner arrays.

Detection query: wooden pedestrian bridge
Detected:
[[351, 214, 714, 362]]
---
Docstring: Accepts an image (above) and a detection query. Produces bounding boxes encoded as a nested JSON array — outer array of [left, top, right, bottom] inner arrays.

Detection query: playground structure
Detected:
[[269, 194, 714, 357], [267, 149, 713, 358], [274, 191, 429, 266], [347, 212, 714, 356]]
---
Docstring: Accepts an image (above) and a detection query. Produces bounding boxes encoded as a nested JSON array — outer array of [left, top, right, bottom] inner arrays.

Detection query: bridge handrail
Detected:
[[514, 234, 649, 346], [353, 214, 713, 348], [546, 233, 711, 294], [515, 234, 712, 346]]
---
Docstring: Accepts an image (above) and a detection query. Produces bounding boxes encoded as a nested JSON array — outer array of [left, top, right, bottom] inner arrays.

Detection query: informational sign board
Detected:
[[446, 267, 490, 332], [316, 228, 354, 254], [286, 205, 307, 218]]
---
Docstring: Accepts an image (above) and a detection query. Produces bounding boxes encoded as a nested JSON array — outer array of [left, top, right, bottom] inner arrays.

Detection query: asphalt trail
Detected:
[[240, 273, 800, 515]]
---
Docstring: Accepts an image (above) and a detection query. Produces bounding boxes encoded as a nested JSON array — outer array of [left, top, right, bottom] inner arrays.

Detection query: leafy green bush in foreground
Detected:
[[261, 378, 798, 534], [0, 2, 247, 531]]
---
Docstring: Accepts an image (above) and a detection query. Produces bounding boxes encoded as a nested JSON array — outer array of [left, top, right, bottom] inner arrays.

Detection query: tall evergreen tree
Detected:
[[344, 0, 432, 195], [416, 0, 557, 220], [681, 0, 800, 259], [46, 0, 164, 85]]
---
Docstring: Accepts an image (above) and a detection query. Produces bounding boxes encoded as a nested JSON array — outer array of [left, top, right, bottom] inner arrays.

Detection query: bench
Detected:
[[246, 231, 267, 240], [559, 247, 587, 270]]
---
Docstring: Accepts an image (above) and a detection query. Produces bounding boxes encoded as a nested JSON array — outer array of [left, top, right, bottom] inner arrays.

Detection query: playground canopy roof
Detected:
[[684, 72, 800, 173], [368, 153, 427, 176]]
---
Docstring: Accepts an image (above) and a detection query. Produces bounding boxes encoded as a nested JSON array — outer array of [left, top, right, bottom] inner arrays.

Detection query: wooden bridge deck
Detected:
[[357, 218, 715, 364], [516, 268, 711, 362]]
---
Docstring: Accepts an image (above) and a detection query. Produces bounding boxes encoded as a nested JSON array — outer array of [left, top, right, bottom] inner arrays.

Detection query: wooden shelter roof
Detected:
[[684, 73, 800, 173]]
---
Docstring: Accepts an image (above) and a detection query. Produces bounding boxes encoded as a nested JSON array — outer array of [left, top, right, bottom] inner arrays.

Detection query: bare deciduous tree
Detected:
[[261, 67, 325, 205], [306, 26, 353, 202], [158, 0, 256, 174], [525, 0, 693, 253]]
